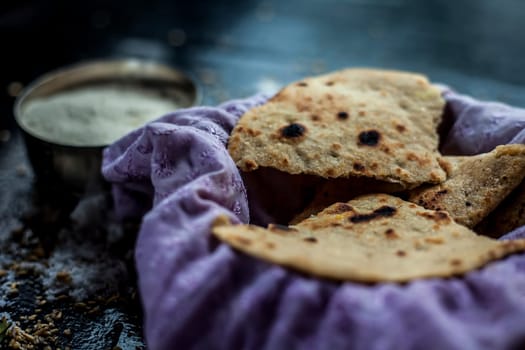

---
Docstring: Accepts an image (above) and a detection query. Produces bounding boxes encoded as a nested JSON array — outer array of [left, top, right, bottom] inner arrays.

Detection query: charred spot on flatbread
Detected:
[[358, 130, 381, 147], [476, 178, 525, 238], [349, 205, 396, 223], [324, 203, 354, 214], [337, 111, 349, 120], [279, 123, 307, 139], [384, 228, 399, 239], [353, 162, 366, 172]]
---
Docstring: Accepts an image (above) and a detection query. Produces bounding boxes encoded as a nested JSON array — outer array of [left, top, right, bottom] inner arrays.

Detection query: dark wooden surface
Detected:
[[1, 0, 525, 348]]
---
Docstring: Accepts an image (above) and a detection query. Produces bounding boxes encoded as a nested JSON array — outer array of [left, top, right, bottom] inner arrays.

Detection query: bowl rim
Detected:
[[14, 58, 201, 149]]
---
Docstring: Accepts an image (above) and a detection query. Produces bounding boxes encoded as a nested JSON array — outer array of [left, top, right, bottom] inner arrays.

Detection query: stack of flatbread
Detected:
[[213, 68, 525, 282]]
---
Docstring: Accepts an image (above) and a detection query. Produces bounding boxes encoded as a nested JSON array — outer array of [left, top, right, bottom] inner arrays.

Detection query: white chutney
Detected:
[[19, 84, 180, 146]]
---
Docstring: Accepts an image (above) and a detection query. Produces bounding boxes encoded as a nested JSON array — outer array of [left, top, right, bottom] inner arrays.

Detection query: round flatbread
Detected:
[[228, 69, 447, 188], [476, 178, 525, 238], [213, 194, 525, 282], [408, 144, 525, 228]]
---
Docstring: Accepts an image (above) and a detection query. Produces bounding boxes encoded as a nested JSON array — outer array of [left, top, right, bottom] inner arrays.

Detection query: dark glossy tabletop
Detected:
[[1, 0, 524, 348]]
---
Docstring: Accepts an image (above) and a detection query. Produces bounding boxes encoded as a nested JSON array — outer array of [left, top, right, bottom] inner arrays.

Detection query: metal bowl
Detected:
[[14, 59, 199, 195]]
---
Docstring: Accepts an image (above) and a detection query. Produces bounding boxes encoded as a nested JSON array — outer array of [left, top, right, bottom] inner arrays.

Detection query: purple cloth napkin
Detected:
[[103, 91, 525, 350]]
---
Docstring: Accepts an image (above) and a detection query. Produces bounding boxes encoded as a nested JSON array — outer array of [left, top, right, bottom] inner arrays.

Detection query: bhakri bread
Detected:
[[476, 179, 525, 238], [289, 176, 404, 224], [408, 144, 525, 228], [228, 69, 447, 189], [212, 194, 525, 282]]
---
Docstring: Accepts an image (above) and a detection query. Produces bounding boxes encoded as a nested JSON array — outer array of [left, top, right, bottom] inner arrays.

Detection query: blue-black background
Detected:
[[2, 0, 525, 110]]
